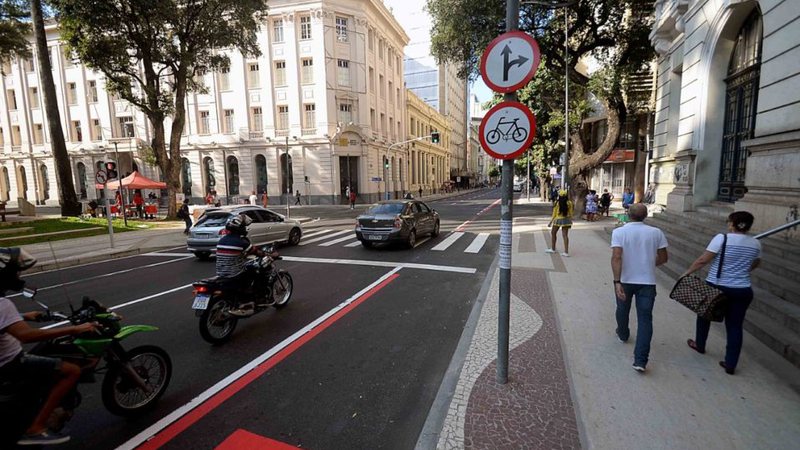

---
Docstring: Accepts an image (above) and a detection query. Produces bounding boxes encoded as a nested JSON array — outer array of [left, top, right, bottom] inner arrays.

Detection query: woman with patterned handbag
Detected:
[[681, 211, 761, 375]]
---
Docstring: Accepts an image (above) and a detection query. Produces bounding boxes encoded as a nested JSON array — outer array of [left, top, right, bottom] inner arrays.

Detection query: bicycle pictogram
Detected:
[[486, 117, 528, 145]]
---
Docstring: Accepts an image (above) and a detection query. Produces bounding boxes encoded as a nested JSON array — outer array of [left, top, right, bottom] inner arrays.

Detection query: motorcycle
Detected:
[[0, 289, 172, 446], [192, 245, 293, 344]]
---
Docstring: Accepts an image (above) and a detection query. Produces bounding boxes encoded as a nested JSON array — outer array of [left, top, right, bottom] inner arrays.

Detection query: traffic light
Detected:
[[105, 161, 118, 180], [431, 132, 440, 144], [384, 157, 389, 170]]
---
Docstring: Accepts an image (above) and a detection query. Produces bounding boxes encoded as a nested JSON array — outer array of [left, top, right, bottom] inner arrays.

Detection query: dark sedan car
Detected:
[[355, 200, 440, 248]]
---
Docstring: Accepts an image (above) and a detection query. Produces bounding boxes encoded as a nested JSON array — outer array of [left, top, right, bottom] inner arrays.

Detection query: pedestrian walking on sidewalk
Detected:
[[349, 189, 357, 209], [611, 203, 669, 373], [178, 200, 192, 234], [418, 186, 423, 199], [682, 211, 761, 375], [294, 190, 302, 206], [545, 190, 573, 257]]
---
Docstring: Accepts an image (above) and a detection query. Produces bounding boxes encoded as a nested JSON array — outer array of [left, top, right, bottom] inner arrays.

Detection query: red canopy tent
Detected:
[[95, 170, 167, 190]]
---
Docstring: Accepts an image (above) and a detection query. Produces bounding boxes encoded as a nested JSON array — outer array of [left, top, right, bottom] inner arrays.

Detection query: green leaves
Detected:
[[0, 0, 32, 67]]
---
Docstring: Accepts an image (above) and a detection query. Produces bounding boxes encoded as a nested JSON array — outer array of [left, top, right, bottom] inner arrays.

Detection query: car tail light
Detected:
[[393, 215, 402, 229], [194, 285, 209, 294], [219, 229, 230, 236]]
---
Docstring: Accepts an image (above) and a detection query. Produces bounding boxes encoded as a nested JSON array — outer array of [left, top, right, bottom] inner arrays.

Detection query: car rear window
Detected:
[[196, 213, 230, 228], [367, 203, 405, 215]]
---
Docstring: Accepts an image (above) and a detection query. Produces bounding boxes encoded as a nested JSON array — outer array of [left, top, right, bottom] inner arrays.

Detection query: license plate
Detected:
[[368, 234, 383, 241], [192, 294, 210, 310]]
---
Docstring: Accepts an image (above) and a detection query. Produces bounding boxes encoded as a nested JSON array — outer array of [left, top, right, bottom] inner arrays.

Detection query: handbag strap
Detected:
[[716, 233, 728, 279]]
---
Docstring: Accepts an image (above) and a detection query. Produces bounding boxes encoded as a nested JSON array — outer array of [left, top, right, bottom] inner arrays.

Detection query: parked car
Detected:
[[187, 205, 302, 260], [513, 182, 524, 192], [355, 200, 440, 248]]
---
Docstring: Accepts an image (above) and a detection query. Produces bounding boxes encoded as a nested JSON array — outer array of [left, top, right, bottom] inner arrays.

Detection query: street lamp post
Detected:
[[285, 135, 290, 218]]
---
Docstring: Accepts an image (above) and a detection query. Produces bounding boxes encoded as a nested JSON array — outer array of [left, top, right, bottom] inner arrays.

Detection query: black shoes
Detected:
[[719, 361, 735, 375]]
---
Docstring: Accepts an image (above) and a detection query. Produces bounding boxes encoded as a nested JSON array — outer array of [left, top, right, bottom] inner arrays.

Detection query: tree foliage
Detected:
[[55, 0, 268, 216], [0, 0, 31, 69], [428, 0, 654, 205]]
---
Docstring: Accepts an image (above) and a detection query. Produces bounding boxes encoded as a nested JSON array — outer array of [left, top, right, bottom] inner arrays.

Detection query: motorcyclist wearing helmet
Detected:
[[0, 248, 98, 446], [215, 214, 265, 316]]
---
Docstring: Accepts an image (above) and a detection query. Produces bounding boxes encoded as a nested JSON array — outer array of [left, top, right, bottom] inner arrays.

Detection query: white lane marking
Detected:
[[282, 255, 476, 274], [142, 252, 192, 257], [9, 256, 193, 298], [464, 233, 490, 254], [42, 283, 193, 330], [319, 234, 357, 247], [116, 267, 403, 450], [344, 240, 362, 248], [432, 232, 465, 251], [300, 228, 333, 239], [21, 245, 188, 277], [298, 229, 349, 246]]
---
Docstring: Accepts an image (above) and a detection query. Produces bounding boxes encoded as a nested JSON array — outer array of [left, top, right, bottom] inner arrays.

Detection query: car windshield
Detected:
[[195, 213, 230, 228], [366, 203, 405, 215]]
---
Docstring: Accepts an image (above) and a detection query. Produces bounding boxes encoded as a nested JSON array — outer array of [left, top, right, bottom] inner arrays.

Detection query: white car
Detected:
[[513, 182, 524, 192]]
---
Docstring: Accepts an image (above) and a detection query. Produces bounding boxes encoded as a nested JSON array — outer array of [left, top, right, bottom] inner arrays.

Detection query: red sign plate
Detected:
[[479, 101, 537, 160]]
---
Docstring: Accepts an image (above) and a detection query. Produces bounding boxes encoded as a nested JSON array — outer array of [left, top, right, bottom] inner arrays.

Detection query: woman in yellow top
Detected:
[[546, 190, 573, 257]]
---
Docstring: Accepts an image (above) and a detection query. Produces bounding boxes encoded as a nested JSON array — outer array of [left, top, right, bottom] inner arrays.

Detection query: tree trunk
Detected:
[[30, 0, 80, 216], [633, 116, 647, 203], [167, 74, 189, 219]]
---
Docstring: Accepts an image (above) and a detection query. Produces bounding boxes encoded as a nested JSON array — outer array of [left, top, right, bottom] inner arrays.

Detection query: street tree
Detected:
[[0, 0, 31, 68], [55, 0, 268, 217], [428, 0, 654, 210]]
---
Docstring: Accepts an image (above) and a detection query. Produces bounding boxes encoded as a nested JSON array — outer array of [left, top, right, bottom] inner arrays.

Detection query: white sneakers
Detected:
[[545, 248, 556, 254], [561, 252, 570, 257]]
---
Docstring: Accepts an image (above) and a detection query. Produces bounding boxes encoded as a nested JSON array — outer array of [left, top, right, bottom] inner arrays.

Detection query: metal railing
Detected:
[[754, 219, 800, 240]]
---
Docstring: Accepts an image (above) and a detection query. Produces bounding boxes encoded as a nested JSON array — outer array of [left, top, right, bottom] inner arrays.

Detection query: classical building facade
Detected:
[[0, 0, 409, 206], [649, 0, 800, 234], [406, 90, 451, 194]]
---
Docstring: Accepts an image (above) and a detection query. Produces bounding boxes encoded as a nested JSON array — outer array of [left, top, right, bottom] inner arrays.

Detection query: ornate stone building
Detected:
[[649, 0, 800, 234], [0, 0, 409, 206], [406, 90, 451, 195]]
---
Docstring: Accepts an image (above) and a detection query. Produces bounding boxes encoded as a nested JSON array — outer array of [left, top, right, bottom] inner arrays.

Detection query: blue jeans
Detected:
[[694, 285, 753, 369], [615, 284, 657, 367]]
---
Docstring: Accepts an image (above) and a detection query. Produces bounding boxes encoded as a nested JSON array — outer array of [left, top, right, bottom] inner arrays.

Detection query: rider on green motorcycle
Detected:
[[0, 247, 98, 446]]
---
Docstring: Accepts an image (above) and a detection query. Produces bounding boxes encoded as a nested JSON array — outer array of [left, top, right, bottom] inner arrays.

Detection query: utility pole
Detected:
[[113, 141, 127, 227], [285, 135, 290, 218]]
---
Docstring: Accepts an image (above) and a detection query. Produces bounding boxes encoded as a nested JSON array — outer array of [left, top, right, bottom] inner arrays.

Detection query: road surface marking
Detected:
[[282, 256, 477, 274], [217, 429, 298, 450], [118, 268, 402, 450], [142, 252, 193, 257], [455, 198, 501, 232], [464, 233, 490, 253], [298, 229, 349, 245], [344, 240, 362, 247], [21, 245, 188, 277], [299, 228, 332, 239], [319, 234, 357, 247], [11, 256, 193, 298], [432, 232, 465, 251]]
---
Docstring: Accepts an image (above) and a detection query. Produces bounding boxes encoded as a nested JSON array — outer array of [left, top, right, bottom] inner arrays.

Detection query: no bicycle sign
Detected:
[[478, 101, 536, 160]]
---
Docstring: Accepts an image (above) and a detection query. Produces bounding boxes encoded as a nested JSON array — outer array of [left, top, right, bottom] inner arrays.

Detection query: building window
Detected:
[[379, 75, 384, 98], [6, 90, 17, 110], [0, 127, 3, 147], [71, 121, 82, 142], [67, 83, 77, 105], [273, 18, 284, 43], [219, 67, 230, 91], [389, 116, 394, 139], [339, 101, 353, 124], [181, 158, 192, 197], [336, 17, 348, 42], [198, 111, 210, 135], [251, 107, 263, 132], [388, 50, 393, 68], [24, 58, 34, 72], [248, 63, 260, 88], [379, 39, 384, 59], [300, 16, 311, 40], [226, 156, 240, 196], [29, 87, 39, 108], [255, 154, 268, 194], [301, 58, 313, 84], [39, 164, 49, 200], [280, 152, 293, 195], [203, 157, 216, 192], [88, 80, 98, 102], [274, 61, 286, 86], [92, 119, 102, 141], [276, 105, 289, 131], [33, 124, 44, 144], [380, 113, 385, 135], [397, 56, 401, 74], [370, 108, 376, 129], [369, 67, 375, 92], [223, 109, 234, 134], [62, 48, 73, 67], [368, 29, 374, 51], [11, 126, 21, 146], [337, 60, 350, 86], [76, 162, 87, 199], [388, 81, 393, 103], [303, 104, 316, 129]]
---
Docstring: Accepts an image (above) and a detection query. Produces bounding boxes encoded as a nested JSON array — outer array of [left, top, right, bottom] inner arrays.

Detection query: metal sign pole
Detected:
[[103, 180, 114, 248], [497, 0, 520, 385]]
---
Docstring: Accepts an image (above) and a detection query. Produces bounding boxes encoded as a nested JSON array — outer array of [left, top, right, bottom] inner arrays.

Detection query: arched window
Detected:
[[0, 167, 9, 201], [17, 166, 28, 200], [181, 158, 192, 197], [255, 155, 268, 194], [132, 160, 139, 172], [39, 164, 50, 200], [76, 162, 87, 199], [226, 155, 239, 195], [203, 157, 216, 193], [280, 152, 293, 195], [719, 10, 762, 202]]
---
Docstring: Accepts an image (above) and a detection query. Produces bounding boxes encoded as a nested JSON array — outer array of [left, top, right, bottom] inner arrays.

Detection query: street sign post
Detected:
[[479, 101, 536, 160], [479, 30, 541, 93]]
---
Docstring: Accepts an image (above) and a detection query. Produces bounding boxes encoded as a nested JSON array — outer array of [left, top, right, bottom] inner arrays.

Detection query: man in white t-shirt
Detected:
[[610, 203, 669, 373], [248, 191, 258, 206]]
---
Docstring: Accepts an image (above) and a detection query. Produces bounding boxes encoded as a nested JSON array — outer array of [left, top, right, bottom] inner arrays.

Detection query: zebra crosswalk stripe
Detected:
[[431, 232, 464, 251], [301, 228, 332, 239], [299, 229, 350, 245], [464, 233, 490, 253], [319, 234, 357, 247], [344, 240, 362, 247]]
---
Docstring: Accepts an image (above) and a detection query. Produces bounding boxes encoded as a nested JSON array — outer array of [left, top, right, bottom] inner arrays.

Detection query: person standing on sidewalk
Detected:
[[348, 189, 357, 210], [178, 200, 192, 234], [248, 191, 258, 206], [545, 190, 573, 257], [611, 203, 669, 373], [682, 211, 760, 375]]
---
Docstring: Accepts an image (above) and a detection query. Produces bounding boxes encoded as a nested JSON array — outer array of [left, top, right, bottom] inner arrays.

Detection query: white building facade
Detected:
[[0, 0, 410, 207], [649, 0, 800, 234]]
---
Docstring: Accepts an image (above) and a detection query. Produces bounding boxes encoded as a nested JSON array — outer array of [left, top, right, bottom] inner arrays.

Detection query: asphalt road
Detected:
[[15, 188, 512, 450]]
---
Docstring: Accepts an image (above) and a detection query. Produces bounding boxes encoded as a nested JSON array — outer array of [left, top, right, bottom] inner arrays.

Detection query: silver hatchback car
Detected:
[[186, 205, 303, 260]]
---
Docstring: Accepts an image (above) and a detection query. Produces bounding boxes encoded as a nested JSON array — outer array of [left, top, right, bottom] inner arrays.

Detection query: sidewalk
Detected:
[[420, 198, 800, 449]]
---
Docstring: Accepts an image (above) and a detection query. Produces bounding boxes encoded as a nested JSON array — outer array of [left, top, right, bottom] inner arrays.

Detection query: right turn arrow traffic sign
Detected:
[[480, 31, 541, 93]]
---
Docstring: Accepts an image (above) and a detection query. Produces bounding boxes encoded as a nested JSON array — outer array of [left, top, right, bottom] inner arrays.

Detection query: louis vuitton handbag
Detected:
[[669, 234, 728, 322]]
